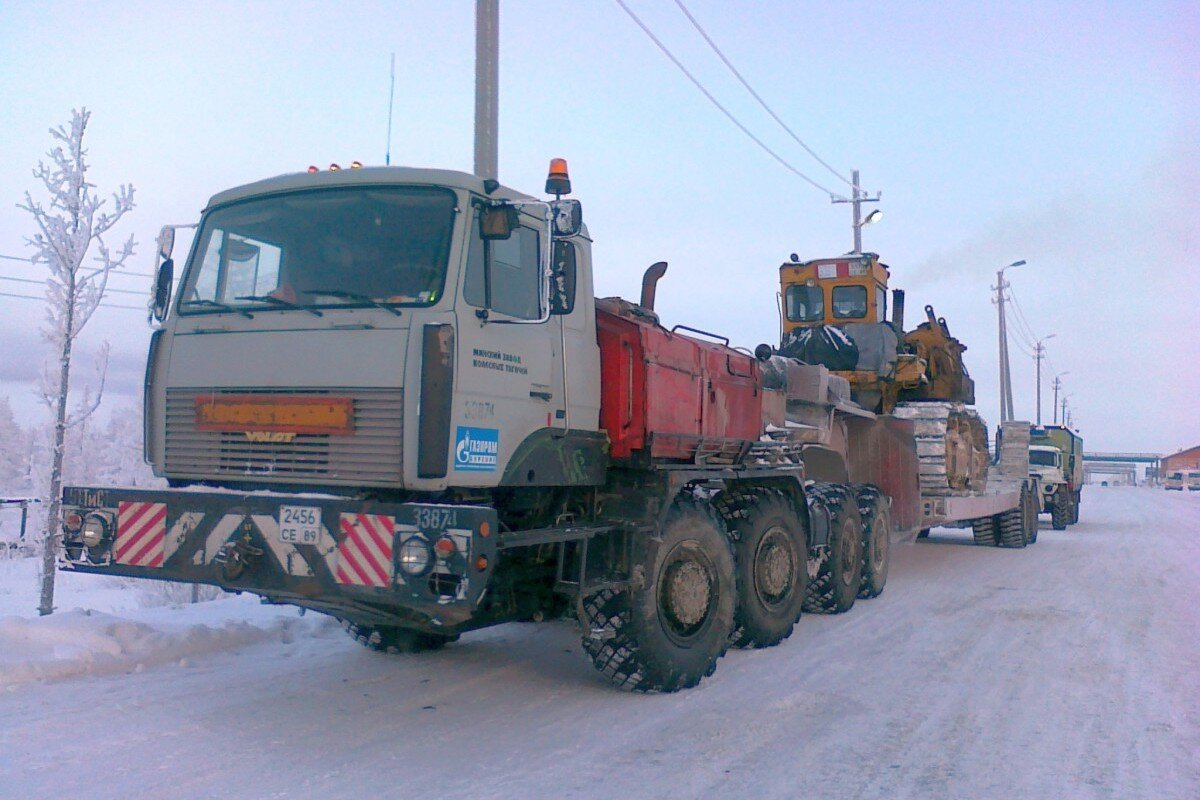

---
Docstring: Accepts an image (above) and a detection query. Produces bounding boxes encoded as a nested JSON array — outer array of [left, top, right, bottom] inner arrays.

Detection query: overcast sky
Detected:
[[1, 0, 1196, 454]]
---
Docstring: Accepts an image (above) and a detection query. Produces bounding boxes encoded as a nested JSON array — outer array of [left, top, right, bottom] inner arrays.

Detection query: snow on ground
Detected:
[[0, 487, 1197, 799]]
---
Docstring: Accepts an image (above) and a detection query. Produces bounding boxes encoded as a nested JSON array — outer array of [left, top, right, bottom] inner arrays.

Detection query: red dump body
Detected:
[[596, 303, 763, 461]]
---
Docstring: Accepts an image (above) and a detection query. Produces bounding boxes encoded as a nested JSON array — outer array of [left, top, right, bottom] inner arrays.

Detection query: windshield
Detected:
[[178, 186, 457, 313], [1029, 450, 1059, 467], [832, 285, 867, 319], [785, 285, 824, 322]]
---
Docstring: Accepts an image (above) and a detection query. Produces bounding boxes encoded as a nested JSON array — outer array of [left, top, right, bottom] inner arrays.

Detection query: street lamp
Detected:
[[832, 168, 882, 252], [996, 260, 1026, 423], [1035, 333, 1056, 426]]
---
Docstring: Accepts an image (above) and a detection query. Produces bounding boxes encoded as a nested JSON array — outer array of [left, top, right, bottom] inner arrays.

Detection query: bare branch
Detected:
[[65, 343, 110, 429]]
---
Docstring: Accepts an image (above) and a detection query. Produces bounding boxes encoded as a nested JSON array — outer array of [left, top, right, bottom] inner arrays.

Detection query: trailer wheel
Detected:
[[971, 516, 998, 547], [718, 489, 807, 648], [998, 487, 1029, 548], [853, 485, 891, 599], [342, 620, 458, 654], [802, 483, 863, 614], [580, 497, 735, 692], [1051, 488, 1070, 530], [1022, 482, 1041, 544]]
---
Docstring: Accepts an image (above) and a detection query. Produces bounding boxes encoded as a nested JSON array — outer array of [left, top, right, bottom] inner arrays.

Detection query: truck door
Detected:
[[452, 211, 560, 483]]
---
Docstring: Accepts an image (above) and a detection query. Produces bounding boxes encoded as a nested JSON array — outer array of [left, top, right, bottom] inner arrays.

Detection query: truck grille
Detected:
[[165, 388, 403, 487]]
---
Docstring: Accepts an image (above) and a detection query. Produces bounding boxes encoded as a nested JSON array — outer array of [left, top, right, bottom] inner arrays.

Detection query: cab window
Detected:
[[832, 285, 867, 319], [876, 286, 887, 322], [464, 214, 542, 320], [785, 284, 823, 322]]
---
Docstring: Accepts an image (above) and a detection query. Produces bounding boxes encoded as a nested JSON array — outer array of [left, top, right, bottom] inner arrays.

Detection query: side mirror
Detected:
[[550, 199, 582, 237], [156, 225, 176, 261], [480, 204, 519, 240], [152, 258, 174, 323]]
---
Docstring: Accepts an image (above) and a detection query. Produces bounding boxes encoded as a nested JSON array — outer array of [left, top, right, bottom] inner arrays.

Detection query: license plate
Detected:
[[279, 505, 322, 545]]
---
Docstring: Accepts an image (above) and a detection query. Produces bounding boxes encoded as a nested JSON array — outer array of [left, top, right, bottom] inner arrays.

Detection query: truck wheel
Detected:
[[802, 483, 863, 614], [1024, 484, 1039, 544], [971, 516, 998, 546], [998, 487, 1029, 548], [580, 497, 735, 692], [343, 620, 458, 653], [718, 489, 807, 648], [854, 485, 891, 599], [1051, 488, 1070, 530], [1070, 490, 1081, 524]]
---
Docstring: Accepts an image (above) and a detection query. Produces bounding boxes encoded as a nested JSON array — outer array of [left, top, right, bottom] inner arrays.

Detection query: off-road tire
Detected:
[[972, 516, 998, 547], [717, 488, 807, 648], [580, 497, 735, 692], [342, 620, 458, 653], [853, 484, 891, 599], [1070, 490, 1081, 524], [1051, 488, 1070, 530], [1023, 483, 1039, 544], [998, 485, 1029, 548], [802, 483, 863, 614]]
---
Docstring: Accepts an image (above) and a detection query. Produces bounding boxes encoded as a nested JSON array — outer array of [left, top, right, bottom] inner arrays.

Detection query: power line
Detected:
[[670, 0, 856, 190], [0, 275, 148, 297], [613, 0, 848, 200], [0, 254, 152, 278], [0, 291, 144, 311]]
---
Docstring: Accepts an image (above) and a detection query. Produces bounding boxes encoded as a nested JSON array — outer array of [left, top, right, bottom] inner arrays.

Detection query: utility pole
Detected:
[[994, 261, 1024, 424], [474, 0, 499, 180], [1051, 373, 1068, 424], [831, 169, 881, 253], [1034, 334, 1056, 426]]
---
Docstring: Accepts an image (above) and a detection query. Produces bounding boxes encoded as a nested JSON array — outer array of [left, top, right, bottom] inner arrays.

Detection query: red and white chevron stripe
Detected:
[[115, 501, 167, 567], [335, 513, 395, 588]]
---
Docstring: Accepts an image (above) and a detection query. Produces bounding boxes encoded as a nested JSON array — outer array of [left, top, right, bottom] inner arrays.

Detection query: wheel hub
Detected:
[[658, 543, 717, 640], [838, 519, 857, 587], [754, 527, 794, 605]]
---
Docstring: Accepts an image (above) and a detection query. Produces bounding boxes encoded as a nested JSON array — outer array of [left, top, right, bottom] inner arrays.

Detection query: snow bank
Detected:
[[0, 605, 330, 688], [0, 553, 334, 688]]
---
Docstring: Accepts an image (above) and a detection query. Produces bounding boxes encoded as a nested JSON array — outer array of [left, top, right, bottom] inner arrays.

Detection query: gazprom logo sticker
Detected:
[[454, 426, 499, 472]]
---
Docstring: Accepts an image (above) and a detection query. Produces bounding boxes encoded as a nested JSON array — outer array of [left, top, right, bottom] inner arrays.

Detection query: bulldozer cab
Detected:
[[780, 253, 890, 335]]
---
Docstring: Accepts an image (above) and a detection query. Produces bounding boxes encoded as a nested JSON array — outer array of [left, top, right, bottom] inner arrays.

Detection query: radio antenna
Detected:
[[385, 52, 396, 166]]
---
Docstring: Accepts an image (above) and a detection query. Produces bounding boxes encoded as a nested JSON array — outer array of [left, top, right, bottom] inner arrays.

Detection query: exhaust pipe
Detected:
[[892, 288, 905, 330], [640, 261, 668, 310]]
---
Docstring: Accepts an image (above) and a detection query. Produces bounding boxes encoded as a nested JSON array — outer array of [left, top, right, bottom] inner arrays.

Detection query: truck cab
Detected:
[[145, 165, 604, 497]]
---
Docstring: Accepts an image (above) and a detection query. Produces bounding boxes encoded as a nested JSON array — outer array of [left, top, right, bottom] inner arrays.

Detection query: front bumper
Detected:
[[59, 485, 497, 632]]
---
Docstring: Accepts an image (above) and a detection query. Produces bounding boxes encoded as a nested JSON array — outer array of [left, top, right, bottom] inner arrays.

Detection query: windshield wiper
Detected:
[[304, 288, 403, 317], [236, 294, 323, 317], [179, 298, 254, 319]]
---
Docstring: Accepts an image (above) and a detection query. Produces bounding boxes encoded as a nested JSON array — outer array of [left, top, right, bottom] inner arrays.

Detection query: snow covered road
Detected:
[[1, 487, 1197, 799]]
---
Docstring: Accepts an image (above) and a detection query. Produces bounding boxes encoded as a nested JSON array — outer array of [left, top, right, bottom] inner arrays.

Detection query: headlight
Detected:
[[398, 536, 432, 576], [80, 513, 111, 548]]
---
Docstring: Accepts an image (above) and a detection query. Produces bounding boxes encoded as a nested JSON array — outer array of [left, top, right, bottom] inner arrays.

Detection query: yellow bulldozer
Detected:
[[777, 253, 988, 494]]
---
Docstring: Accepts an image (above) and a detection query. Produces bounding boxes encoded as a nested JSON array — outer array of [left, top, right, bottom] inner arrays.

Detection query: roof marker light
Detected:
[[307, 166, 319, 173]]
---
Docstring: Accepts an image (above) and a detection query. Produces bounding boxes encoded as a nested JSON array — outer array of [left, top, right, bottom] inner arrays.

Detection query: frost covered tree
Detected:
[[0, 396, 31, 494], [18, 108, 135, 615]]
